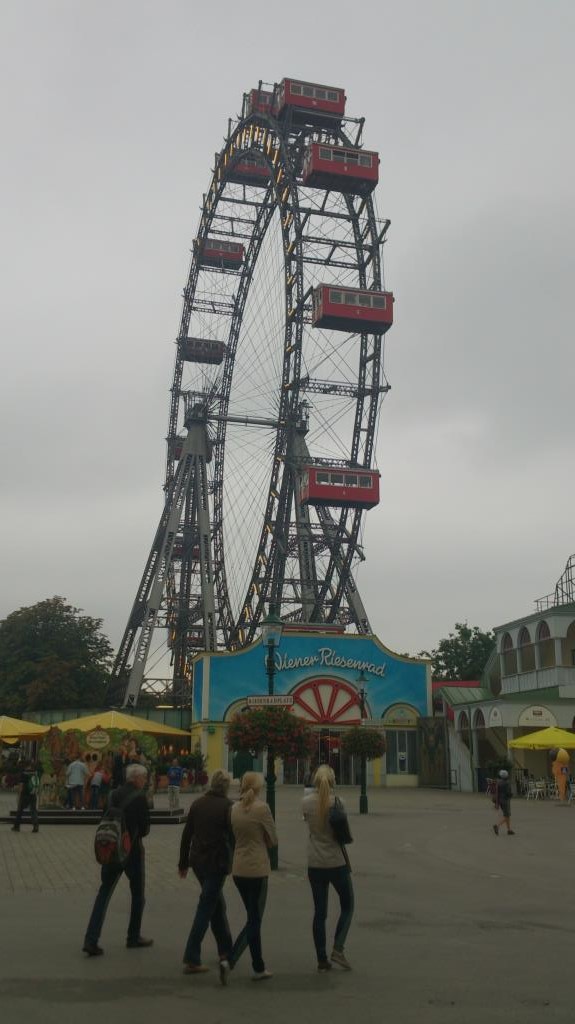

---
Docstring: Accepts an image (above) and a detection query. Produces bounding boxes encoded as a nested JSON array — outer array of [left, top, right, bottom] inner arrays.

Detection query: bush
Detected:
[[341, 728, 386, 760], [227, 708, 314, 759]]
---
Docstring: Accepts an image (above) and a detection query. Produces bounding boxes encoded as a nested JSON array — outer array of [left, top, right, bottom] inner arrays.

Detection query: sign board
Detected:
[[518, 705, 557, 728], [86, 728, 110, 750], [246, 695, 294, 708]]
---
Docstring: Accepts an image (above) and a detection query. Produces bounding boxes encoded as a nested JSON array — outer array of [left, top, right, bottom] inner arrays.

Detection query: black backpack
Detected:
[[94, 789, 140, 867]]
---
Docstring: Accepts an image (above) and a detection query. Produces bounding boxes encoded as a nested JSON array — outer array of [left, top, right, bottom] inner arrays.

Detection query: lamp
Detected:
[[357, 670, 368, 815], [260, 605, 283, 869]]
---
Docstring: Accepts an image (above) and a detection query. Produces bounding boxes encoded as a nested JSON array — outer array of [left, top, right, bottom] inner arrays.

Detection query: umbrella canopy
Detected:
[[55, 710, 190, 737], [0, 715, 49, 740], [508, 726, 575, 750]]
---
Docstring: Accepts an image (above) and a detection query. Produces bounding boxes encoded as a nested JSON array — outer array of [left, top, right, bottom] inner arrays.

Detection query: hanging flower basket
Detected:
[[227, 708, 315, 760], [341, 727, 386, 760]]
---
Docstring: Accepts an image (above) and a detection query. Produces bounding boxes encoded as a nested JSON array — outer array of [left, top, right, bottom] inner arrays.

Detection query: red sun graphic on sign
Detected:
[[291, 678, 363, 725]]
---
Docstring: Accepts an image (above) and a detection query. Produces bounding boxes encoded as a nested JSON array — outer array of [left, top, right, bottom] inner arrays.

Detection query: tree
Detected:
[[341, 728, 386, 760], [419, 622, 495, 682], [227, 708, 315, 760], [0, 596, 113, 713]]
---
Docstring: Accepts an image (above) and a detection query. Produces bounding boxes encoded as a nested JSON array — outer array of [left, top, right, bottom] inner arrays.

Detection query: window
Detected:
[[329, 290, 342, 303], [303, 86, 314, 97], [345, 475, 358, 487], [372, 295, 386, 308], [327, 90, 339, 101], [315, 88, 326, 100], [359, 154, 373, 167], [359, 475, 371, 488], [317, 472, 329, 484], [330, 473, 343, 485], [291, 83, 302, 95], [319, 147, 331, 160], [333, 149, 346, 162], [358, 294, 371, 306], [344, 292, 357, 304]]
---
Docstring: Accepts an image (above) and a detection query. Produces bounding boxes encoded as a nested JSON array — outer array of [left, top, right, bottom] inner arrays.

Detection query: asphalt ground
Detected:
[[1, 785, 574, 1024]]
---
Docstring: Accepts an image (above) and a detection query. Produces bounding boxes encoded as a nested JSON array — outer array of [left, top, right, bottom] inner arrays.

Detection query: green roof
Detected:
[[439, 687, 492, 705], [440, 684, 563, 707]]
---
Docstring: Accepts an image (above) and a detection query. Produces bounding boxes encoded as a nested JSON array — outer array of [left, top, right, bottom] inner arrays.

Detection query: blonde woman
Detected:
[[229, 771, 277, 980], [302, 764, 354, 971]]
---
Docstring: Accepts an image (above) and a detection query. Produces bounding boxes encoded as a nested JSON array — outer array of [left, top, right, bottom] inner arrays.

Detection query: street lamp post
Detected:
[[261, 605, 283, 870], [357, 670, 369, 814]]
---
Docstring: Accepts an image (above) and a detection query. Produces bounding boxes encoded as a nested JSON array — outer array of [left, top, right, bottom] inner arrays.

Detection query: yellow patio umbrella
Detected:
[[54, 709, 191, 737], [508, 726, 575, 750], [0, 715, 49, 741]]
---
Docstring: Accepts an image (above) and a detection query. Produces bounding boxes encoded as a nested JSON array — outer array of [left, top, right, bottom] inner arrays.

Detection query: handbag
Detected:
[[328, 796, 353, 845]]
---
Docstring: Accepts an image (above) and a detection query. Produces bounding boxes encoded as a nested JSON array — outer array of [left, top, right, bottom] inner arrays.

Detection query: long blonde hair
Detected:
[[239, 771, 263, 811], [314, 764, 335, 822]]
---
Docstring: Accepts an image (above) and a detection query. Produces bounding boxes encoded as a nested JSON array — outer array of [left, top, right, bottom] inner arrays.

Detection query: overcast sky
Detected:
[[1, 0, 574, 661]]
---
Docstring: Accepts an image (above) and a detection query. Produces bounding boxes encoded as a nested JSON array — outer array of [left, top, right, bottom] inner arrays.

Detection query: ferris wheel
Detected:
[[109, 78, 394, 707]]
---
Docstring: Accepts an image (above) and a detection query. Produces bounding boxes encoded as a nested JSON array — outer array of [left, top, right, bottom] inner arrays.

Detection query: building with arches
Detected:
[[190, 630, 432, 787], [441, 556, 575, 790]]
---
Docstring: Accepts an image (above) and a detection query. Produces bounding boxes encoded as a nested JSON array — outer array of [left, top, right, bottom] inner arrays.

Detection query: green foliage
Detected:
[[0, 596, 113, 714], [341, 727, 386, 760], [419, 622, 495, 682], [227, 708, 315, 759]]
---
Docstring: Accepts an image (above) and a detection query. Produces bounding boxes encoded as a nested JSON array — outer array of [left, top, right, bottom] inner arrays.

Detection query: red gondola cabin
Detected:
[[226, 154, 270, 188], [300, 466, 380, 509], [302, 143, 379, 195], [178, 337, 226, 364], [275, 78, 346, 126], [195, 238, 245, 270], [312, 284, 394, 334], [246, 89, 274, 116]]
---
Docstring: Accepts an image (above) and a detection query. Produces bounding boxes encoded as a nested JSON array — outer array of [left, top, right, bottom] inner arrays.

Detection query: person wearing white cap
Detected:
[[492, 769, 515, 836]]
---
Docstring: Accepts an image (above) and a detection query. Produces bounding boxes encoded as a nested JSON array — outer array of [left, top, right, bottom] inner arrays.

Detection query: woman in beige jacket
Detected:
[[302, 764, 354, 971], [229, 772, 277, 980]]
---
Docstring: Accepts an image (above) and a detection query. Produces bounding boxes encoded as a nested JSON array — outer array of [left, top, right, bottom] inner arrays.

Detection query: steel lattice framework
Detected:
[[108, 84, 392, 707]]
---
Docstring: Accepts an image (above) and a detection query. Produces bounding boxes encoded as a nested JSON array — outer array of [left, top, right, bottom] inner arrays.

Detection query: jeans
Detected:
[[71, 784, 84, 809], [183, 870, 232, 965], [168, 785, 180, 812], [90, 785, 101, 810], [307, 866, 354, 961], [14, 794, 38, 829], [230, 876, 268, 974], [84, 846, 145, 945]]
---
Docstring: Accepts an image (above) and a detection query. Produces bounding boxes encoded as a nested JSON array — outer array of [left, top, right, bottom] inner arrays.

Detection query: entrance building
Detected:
[[190, 630, 431, 787]]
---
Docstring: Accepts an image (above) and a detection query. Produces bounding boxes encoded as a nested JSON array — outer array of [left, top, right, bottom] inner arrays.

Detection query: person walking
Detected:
[[90, 764, 104, 810], [492, 768, 515, 835], [167, 758, 184, 814], [302, 764, 354, 971], [67, 755, 89, 810], [82, 764, 153, 956], [229, 771, 277, 981], [178, 769, 234, 982], [11, 761, 40, 832]]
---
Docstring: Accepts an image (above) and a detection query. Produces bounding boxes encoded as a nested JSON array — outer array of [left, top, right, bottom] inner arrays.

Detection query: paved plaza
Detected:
[[1, 785, 574, 1023]]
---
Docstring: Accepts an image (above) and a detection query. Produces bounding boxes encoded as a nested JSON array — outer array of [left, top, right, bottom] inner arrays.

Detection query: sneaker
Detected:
[[32, 827, 39, 833], [11, 826, 20, 832], [219, 959, 230, 986], [126, 936, 154, 948], [331, 949, 351, 970], [507, 830, 516, 835], [183, 964, 209, 974], [82, 943, 104, 957], [492, 825, 499, 836], [252, 970, 273, 981], [317, 960, 333, 972]]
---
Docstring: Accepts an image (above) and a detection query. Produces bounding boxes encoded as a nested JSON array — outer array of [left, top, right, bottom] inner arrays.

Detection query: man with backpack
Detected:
[[11, 760, 40, 832], [83, 763, 153, 956]]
